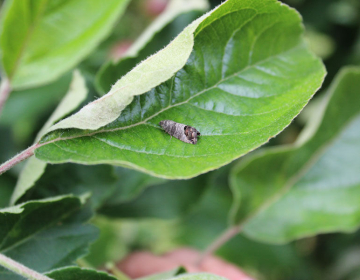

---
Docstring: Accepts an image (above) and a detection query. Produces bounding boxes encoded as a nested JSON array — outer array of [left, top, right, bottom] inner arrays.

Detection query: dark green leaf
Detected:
[[19, 164, 117, 210], [108, 167, 166, 203], [99, 174, 208, 219], [0, 174, 15, 208], [0, 196, 98, 279]]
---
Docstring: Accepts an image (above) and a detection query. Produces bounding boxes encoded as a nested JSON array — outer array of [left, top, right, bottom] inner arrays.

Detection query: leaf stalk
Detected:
[[196, 225, 242, 266], [0, 143, 38, 176]]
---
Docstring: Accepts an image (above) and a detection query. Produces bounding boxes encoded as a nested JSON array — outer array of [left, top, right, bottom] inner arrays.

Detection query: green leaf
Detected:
[[10, 71, 88, 204], [177, 166, 234, 248], [99, 173, 208, 219], [83, 217, 126, 267], [0, 0, 130, 89], [46, 267, 117, 280], [109, 167, 166, 202], [0, 195, 81, 250], [0, 174, 14, 207], [230, 67, 360, 244], [34, 0, 325, 179], [175, 166, 309, 279], [95, 0, 209, 94], [18, 164, 117, 210], [0, 195, 98, 280]]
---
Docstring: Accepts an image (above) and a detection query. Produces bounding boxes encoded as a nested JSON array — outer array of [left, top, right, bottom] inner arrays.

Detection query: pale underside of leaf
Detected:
[[10, 71, 87, 205], [45, 10, 212, 132], [125, 0, 209, 58], [46, 266, 118, 280]]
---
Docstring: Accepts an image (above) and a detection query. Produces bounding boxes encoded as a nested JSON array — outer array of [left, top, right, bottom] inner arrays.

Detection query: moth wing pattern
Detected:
[[159, 120, 200, 144]]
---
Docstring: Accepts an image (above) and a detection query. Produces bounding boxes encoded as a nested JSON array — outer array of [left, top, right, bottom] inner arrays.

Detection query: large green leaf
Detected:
[[33, 0, 325, 179], [0, 0, 129, 89], [230, 67, 360, 243], [0, 195, 98, 280], [95, 0, 209, 94], [11, 71, 88, 204]]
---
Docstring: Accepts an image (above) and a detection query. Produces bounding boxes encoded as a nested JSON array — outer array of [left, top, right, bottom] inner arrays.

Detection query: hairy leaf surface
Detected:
[[96, 0, 209, 94], [11, 71, 88, 204]]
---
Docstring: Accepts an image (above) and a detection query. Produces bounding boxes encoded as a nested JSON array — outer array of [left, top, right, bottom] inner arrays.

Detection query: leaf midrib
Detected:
[[41, 99, 303, 161]]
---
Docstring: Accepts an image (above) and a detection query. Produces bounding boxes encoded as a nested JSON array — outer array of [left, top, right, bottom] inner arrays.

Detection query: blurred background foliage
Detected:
[[0, 0, 360, 280]]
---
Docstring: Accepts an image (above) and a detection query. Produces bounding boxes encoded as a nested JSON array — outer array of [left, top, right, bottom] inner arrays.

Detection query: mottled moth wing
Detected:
[[159, 120, 200, 144]]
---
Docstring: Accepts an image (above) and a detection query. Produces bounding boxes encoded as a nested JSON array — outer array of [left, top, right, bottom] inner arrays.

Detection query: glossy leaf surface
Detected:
[[35, 0, 325, 179], [230, 67, 360, 243]]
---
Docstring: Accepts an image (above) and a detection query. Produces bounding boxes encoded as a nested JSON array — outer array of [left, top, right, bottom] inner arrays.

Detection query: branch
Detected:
[[0, 143, 39, 176], [0, 253, 53, 280], [196, 224, 242, 265], [0, 78, 11, 117]]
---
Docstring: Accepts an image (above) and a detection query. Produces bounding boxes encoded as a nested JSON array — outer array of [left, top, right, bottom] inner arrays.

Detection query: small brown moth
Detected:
[[159, 120, 200, 144]]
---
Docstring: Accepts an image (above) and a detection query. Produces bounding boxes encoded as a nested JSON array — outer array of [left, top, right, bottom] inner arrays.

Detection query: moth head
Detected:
[[185, 126, 200, 142]]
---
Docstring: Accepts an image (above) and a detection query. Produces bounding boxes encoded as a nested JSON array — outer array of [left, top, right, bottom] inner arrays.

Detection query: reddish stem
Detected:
[[196, 225, 242, 266], [0, 78, 11, 117], [0, 144, 38, 176]]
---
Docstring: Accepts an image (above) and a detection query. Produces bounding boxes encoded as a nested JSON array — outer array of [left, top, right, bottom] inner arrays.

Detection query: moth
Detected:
[[159, 120, 200, 144]]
